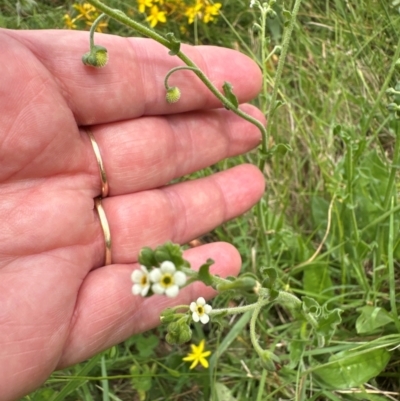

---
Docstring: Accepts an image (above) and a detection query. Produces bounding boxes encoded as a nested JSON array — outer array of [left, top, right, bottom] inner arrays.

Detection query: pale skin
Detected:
[[0, 29, 265, 400]]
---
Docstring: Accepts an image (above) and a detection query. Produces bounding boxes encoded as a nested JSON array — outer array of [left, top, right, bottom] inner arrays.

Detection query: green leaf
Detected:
[[166, 32, 181, 55], [314, 348, 391, 389], [302, 296, 321, 316], [215, 383, 237, 401], [303, 263, 334, 304], [356, 306, 394, 334], [315, 306, 342, 346], [133, 334, 159, 358], [222, 82, 239, 109], [138, 246, 157, 268], [198, 259, 215, 286], [288, 339, 306, 369], [130, 364, 152, 400]]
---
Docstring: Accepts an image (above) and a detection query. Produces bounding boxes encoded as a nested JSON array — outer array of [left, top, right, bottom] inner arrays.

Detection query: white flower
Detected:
[[149, 261, 186, 298], [190, 297, 212, 324], [249, 0, 257, 8], [131, 265, 151, 296]]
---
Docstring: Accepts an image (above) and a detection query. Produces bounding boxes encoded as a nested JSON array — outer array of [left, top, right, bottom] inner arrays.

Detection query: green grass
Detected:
[[3, 0, 400, 399]]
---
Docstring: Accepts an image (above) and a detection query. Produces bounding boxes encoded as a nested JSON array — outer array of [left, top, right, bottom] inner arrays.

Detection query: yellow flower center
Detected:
[[161, 273, 173, 287], [141, 276, 148, 286], [196, 306, 204, 316]]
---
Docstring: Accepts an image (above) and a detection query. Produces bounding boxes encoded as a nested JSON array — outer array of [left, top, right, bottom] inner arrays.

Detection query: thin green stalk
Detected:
[[262, 0, 303, 172]]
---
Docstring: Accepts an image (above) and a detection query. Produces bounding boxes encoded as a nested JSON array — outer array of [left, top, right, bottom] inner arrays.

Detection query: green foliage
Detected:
[[314, 348, 391, 390]]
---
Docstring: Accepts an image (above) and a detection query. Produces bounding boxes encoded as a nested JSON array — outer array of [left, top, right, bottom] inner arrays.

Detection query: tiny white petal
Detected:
[[149, 268, 162, 283], [200, 314, 210, 324], [204, 305, 212, 314], [173, 271, 187, 286], [140, 285, 150, 297], [132, 284, 142, 295], [131, 270, 142, 282], [165, 285, 179, 298], [160, 261, 176, 273], [152, 283, 165, 294], [192, 312, 200, 322], [190, 302, 197, 312], [196, 297, 206, 306]]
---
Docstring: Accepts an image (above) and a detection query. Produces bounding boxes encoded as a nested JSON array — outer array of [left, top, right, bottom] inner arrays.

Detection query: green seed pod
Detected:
[[166, 86, 181, 103], [82, 45, 108, 68]]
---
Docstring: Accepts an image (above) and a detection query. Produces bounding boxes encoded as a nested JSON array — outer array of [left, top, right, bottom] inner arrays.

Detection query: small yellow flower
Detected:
[[203, 2, 221, 23], [137, 0, 153, 13], [73, 2, 96, 19], [85, 18, 109, 32], [182, 339, 211, 369], [184, 0, 203, 24], [63, 13, 78, 29], [146, 5, 167, 27]]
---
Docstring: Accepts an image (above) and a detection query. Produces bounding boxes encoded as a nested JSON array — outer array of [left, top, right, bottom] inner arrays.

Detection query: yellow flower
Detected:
[[184, 0, 203, 24], [182, 339, 211, 369], [203, 2, 221, 23], [137, 0, 153, 13], [72, 2, 96, 19], [63, 13, 78, 29], [146, 5, 167, 27], [85, 18, 109, 32]]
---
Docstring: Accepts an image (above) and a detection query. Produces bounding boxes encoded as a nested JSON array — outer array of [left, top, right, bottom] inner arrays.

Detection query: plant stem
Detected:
[[85, 0, 268, 152]]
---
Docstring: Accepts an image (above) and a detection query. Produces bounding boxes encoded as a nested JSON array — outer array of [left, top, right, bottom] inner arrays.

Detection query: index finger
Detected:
[[5, 29, 262, 125]]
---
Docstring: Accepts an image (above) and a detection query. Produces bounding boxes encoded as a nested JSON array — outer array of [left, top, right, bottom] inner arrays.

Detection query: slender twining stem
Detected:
[[250, 296, 267, 357], [164, 66, 201, 90], [263, 0, 303, 172], [85, 0, 268, 154], [89, 13, 107, 48]]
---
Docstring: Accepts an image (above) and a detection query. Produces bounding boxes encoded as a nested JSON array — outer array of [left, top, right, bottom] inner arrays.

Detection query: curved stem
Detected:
[[89, 13, 107, 48], [164, 66, 201, 90]]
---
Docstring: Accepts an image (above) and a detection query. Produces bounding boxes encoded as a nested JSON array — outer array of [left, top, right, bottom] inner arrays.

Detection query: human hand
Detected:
[[0, 28, 264, 400]]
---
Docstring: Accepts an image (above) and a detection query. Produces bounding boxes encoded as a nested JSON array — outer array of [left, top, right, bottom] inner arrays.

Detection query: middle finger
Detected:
[[82, 104, 263, 197]]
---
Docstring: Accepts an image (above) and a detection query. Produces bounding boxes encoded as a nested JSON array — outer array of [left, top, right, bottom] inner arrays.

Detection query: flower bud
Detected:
[[166, 87, 181, 103], [259, 350, 280, 371], [82, 45, 108, 68]]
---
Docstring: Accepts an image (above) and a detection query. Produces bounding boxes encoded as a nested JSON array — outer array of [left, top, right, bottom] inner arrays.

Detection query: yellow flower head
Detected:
[[203, 2, 221, 23], [63, 13, 78, 29], [184, 0, 203, 24], [146, 5, 167, 27], [73, 2, 96, 19], [182, 339, 211, 369], [137, 0, 153, 14]]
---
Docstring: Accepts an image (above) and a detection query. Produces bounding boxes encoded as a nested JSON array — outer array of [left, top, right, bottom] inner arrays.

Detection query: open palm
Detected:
[[0, 29, 264, 400]]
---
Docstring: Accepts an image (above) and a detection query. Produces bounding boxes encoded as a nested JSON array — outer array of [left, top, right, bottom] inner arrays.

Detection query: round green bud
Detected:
[[166, 87, 181, 103], [82, 45, 108, 68]]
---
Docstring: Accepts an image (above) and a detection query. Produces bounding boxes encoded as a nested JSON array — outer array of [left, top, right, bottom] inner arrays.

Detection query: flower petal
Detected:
[[200, 314, 210, 324], [140, 285, 150, 296], [152, 283, 165, 294], [132, 284, 142, 295], [190, 302, 197, 312], [173, 271, 187, 286], [131, 270, 143, 282], [149, 268, 162, 282], [192, 312, 200, 322], [160, 261, 176, 273], [165, 285, 179, 298], [197, 297, 206, 306], [199, 357, 209, 368], [204, 305, 212, 314]]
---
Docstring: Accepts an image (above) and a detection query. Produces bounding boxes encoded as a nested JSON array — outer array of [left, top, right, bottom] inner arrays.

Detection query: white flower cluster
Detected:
[[131, 261, 187, 298]]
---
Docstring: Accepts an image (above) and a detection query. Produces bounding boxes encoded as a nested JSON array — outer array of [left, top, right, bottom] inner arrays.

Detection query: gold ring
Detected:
[[86, 128, 109, 198], [95, 197, 112, 266]]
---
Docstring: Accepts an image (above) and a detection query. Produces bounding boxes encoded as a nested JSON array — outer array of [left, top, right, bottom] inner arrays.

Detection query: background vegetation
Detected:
[[1, 0, 400, 399]]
